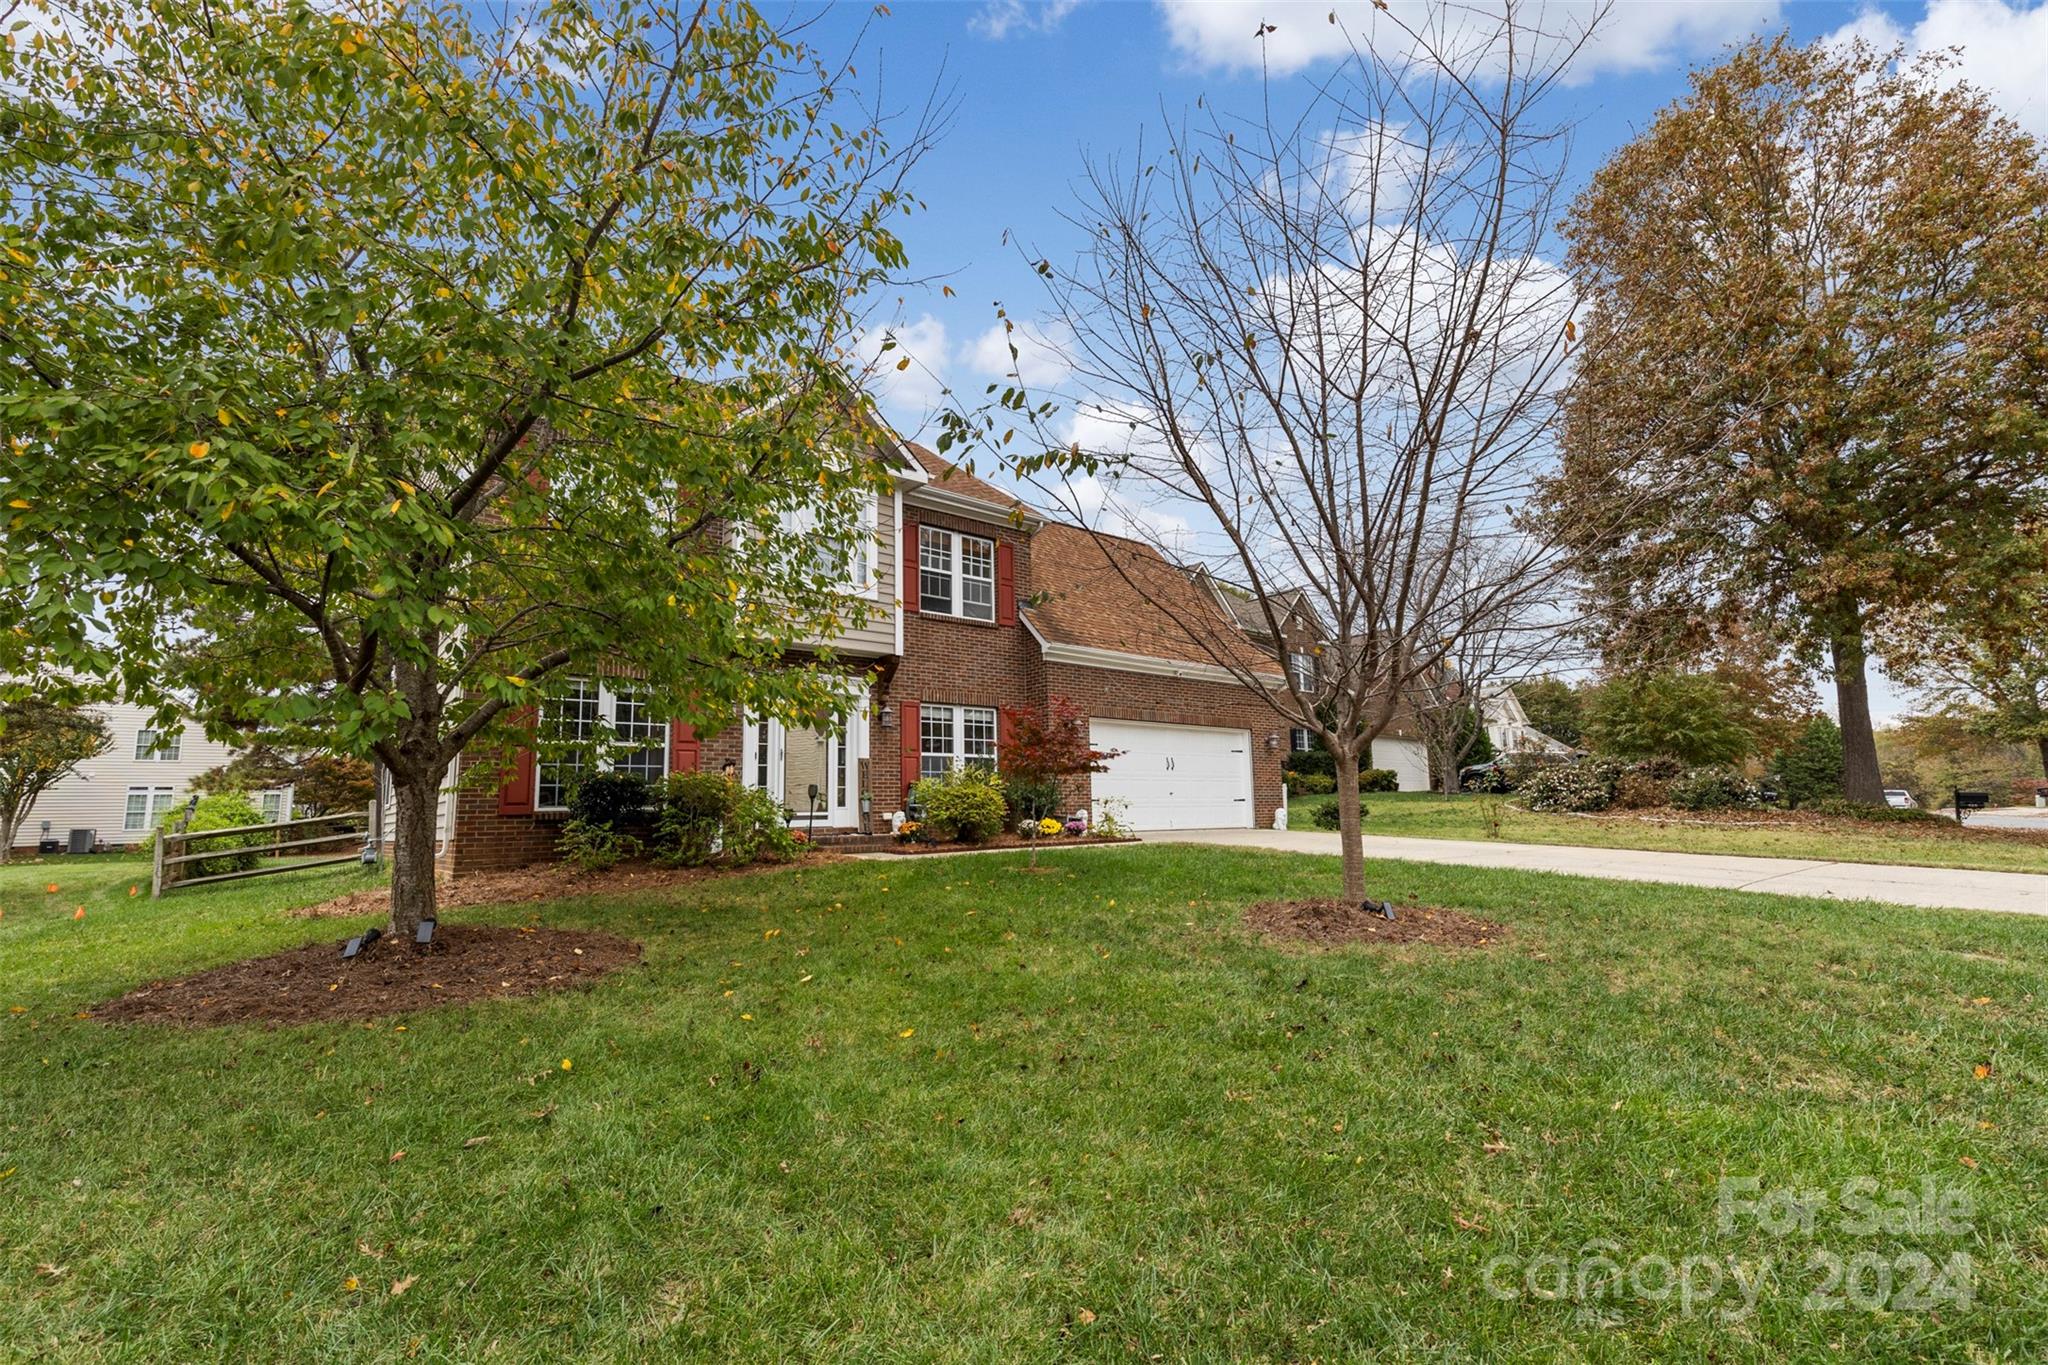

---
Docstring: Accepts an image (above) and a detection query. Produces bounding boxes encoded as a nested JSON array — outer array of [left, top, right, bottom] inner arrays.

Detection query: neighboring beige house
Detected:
[[7, 697, 289, 854], [1481, 683, 1577, 759]]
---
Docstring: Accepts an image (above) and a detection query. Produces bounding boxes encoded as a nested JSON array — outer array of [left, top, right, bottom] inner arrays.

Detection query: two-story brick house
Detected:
[[446, 441, 1298, 873]]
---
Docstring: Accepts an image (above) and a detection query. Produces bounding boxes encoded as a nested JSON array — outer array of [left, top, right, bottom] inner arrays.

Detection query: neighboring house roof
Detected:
[[1022, 523, 1285, 682], [902, 442, 1039, 522]]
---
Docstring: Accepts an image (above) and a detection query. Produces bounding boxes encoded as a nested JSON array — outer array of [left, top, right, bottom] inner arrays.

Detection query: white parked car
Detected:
[[1883, 789, 1918, 810]]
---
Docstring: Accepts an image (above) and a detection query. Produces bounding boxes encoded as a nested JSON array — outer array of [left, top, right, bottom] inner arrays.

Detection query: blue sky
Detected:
[[805, 0, 2047, 716]]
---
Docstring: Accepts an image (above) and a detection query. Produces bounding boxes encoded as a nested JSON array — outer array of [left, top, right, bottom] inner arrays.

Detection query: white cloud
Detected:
[[853, 313, 953, 417], [1154, 0, 1780, 83], [1828, 0, 2048, 138], [967, 318, 1074, 390], [972, 0, 1083, 40]]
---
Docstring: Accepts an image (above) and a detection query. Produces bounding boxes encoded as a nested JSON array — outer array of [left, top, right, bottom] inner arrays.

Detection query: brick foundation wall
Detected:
[[1043, 661, 1288, 829], [446, 746, 566, 876]]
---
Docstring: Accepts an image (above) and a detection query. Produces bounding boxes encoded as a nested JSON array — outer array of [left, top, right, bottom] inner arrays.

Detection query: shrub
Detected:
[[1769, 715, 1844, 808], [723, 784, 798, 863], [912, 765, 1007, 843], [1004, 777, 1062, 824], [1464, 764, 1513, 794], [1311, 798, 1368, 830], [650, 772, 734, 867], [1612, 772, 1672, 809], [1283, 748, 1337, 778], [1668, 766, 1764, 811], [1359, 768, 1399, 793], [1629, 754, 1685, 782], [1092, 797, 1131, 839], [569, 771, 651, 828], [148, 792, 270, 876], [1521, 758, 1621, 813], [559, 817, 640, 871], [1284, 770, 1336, 795]]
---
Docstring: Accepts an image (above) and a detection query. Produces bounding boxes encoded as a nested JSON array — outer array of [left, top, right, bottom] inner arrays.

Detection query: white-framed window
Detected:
[[918, 526, 997, 621], [1287, 651, 1316, 692], [781, 493, 879, 598], [919, 703, 998, 781], [1290, 728, 1315, 752], [134, 728, 181, 761], [125, 785, 177, 831], [535, 679, 667, 811], [258, 790, 287, 823]]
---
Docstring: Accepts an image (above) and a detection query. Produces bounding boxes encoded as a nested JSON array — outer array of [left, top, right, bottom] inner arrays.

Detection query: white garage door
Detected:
[[1089, 719, 1253, 831]]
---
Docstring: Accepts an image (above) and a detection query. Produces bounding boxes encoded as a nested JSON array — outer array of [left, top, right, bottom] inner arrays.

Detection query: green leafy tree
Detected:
[[195, 744, 376, 816], [1880, 530, 2048, 783], [0, 0, 927, 931], [1584, 673, 1752, 767], [1545, 36, 2048, 803], [0, 698, 113, 862], [1769, 715, 1845, 808], [1515, 677, 1585, 748]]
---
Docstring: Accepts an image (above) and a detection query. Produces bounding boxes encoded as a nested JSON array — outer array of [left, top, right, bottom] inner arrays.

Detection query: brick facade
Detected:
[[446, 456, 1291, 872], [1042, 660, 1288, 828]]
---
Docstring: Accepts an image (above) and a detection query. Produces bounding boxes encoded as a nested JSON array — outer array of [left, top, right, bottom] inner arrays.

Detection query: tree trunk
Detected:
[[387, 773, 440, 938], [1332, 745, 1368, 902], [2037, 736, 2048, 784], [1827, 613, 1884, 805]]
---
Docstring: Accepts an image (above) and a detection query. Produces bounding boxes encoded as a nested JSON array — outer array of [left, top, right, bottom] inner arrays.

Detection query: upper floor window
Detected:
[[781, 494, 879, 598], [919, 703, 998, 781], [919, 526, 996, 621], [1287, 651, 1316, 692], [1290, 728, 1315, 752], [536, 679, 666, 810], [135, 728, 181, 761]]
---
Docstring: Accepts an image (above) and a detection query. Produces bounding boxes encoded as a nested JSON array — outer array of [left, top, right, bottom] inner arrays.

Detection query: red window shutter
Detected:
[[997, 707, 1014, 766], [497, 705, 538, 814], [669, 720, 699, 774], [902, 517, 920, 613], [995, 540, 1016, 625], [900, 700, 920, 803]]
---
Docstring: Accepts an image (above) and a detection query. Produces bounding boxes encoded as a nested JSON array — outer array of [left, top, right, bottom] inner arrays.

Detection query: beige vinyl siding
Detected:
[[10, 701, 244, 847], [809, 488, 897, 659]]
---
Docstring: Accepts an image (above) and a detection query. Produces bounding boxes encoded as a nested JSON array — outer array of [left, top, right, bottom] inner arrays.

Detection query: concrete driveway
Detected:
[[1144, 828, 2048, 918]]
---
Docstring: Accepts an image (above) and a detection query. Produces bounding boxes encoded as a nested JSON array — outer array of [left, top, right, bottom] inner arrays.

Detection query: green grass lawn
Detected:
[[1287, 790, 2048, 874], [3, 847, 2045, 1361]]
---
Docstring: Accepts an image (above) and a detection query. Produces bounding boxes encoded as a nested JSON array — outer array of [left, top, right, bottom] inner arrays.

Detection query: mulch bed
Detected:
[[290, 855, 838, 920], [882, 835, 1138, 856], [94, 923, 642, 1027], [1246, 899, 1505, 949]]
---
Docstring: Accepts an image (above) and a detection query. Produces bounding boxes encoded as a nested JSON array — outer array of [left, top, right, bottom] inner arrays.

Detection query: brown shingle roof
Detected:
[[902, 442, 1033, 514], [1022, 523, 1284, 680]]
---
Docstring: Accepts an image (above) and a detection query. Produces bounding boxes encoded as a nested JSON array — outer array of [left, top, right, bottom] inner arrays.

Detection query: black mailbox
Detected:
[[1953, 789, 1990, 825]]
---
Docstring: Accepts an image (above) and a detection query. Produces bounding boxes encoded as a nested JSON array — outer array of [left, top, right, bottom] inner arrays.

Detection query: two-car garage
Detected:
[[1087, 719, 1254, 831]]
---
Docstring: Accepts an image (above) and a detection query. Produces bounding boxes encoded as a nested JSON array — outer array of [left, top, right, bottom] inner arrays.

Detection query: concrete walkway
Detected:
[[1143, 828, 2048, 918]]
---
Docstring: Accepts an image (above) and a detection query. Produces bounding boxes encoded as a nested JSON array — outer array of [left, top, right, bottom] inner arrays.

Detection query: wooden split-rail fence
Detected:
[[150, 799, 383, 897]]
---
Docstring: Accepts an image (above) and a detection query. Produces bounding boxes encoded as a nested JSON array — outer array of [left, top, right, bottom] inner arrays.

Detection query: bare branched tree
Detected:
[[983, 2, 1606, 902]]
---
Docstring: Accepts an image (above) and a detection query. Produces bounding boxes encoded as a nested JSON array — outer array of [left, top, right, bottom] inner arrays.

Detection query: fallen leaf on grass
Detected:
[[1973, 1065, 1992, 1080], [1453, 1212, 1489, 1233], [461, 1135, 490, 1149], [72, 907, 85, 921], [898, 1027, 915, 1038], [357, 1240, 384, 1259], [388, 1150, 406, 1163], [1958, 1156, 1979, 1170], [389, 1275, 417, 1297], [35, 1263, 65, 1280], [1075, 1308, 1096, 1325]]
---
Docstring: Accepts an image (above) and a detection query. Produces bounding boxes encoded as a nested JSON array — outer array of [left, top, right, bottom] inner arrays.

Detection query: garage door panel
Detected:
[[1088, 720, 1253, 831]]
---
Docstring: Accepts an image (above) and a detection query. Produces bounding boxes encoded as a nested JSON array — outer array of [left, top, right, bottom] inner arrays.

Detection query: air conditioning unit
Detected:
[[67, 828, 95, 855]]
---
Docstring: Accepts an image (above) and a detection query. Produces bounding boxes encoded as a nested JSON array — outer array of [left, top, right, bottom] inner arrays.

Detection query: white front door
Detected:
[[1087, 719, 1254, 830], [742, 702, 868, 828]]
